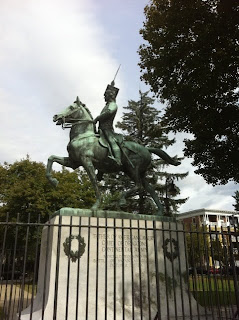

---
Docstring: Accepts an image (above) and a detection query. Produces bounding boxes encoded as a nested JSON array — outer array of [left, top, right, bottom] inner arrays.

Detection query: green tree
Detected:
[[232, 191, 239, 212], [103, 91, 188, 215], [0, 156, 95, 273], [210, 238, 227, 266], [186, 226, 210, 268], [139, 0, 239, 185], [0, 156, 95, 222]]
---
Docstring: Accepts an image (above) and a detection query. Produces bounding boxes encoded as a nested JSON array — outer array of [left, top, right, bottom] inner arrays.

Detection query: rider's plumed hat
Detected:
[[104, 80, 119, 99]]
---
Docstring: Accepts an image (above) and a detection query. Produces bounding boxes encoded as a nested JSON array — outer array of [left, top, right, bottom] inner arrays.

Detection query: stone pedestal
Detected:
[[19, 208, 210, 319]]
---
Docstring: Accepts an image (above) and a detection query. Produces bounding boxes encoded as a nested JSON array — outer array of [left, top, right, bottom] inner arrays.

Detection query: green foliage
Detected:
[[116, 91, 166, 148], [102, 91, 188, 215], [0, 157, 95, 222], [232, 191, 239, 212], [139, 0, 239, 185], [186, 225, 210, 267], [210, 238, 227, 266], [0, 156, 95, 256]]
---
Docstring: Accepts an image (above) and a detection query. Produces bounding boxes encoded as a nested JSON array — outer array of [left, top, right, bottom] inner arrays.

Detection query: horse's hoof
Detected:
[[51, 178, 59, 187]]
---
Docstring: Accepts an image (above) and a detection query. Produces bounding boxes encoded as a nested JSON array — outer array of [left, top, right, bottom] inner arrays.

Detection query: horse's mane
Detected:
[[75, 99, 93, 120], [83, 105, 93, 120]]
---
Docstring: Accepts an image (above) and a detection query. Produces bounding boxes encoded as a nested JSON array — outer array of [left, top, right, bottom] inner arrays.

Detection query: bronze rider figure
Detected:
[[93, 80, 122, 166]]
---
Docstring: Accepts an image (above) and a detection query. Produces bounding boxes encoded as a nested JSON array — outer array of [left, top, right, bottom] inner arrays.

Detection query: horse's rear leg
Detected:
[[119, 185, 141, 208], [119, 167, 142, 207], [142, 178, 164, 216], [46, 155, 75, 187]]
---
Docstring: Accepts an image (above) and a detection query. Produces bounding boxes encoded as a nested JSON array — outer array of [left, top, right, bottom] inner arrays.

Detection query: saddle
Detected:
[[98, 129, 138, 164], [98, 130, 124, 150]]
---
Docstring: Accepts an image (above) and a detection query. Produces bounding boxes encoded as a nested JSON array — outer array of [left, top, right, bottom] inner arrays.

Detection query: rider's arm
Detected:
[[94, 102, 117, 123]]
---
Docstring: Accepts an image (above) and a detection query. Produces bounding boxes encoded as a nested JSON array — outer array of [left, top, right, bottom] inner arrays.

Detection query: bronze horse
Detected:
[[46, 97, 180, 215]]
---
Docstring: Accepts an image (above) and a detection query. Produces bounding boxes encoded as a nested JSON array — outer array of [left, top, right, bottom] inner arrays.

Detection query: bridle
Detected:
[[61, 117, 94, 129], [60, 107, 94, 129]]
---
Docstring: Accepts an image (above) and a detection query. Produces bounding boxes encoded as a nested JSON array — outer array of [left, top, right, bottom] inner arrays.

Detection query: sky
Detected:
[[0, 0, 238, 213]]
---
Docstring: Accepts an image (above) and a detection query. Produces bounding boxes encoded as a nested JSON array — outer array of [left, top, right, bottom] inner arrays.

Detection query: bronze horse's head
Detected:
[[53, 97, 90, 128]]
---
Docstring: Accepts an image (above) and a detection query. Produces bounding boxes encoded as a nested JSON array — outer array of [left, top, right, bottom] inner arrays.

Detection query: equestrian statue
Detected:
[[46, 78, 180, 216]]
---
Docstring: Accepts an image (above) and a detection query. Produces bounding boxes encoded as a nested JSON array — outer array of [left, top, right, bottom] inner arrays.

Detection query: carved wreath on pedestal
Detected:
[[162, 238, 179, 262], [63, 235, 86, 262]]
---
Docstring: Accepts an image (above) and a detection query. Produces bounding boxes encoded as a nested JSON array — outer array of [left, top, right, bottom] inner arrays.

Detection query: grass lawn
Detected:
[[192, 291, 236, 306], [189, 276, 237, 306], [189, 276, 236, 291]]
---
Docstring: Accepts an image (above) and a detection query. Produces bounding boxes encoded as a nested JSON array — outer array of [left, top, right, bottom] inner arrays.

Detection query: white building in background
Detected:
[[176, 208, 239, 266], [176, 208, 239, 229]]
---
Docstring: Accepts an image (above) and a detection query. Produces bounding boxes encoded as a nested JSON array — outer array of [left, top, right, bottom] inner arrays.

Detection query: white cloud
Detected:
[[0, 0, 124, 105], [0, 0, 124, 165]]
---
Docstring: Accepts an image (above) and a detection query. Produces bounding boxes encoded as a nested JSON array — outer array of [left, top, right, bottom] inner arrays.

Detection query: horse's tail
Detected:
[[147, 147, 180, 166]]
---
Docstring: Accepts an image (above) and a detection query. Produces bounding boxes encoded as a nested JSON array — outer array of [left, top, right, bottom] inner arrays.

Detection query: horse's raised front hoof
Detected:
[[49, 177, 59, 187]]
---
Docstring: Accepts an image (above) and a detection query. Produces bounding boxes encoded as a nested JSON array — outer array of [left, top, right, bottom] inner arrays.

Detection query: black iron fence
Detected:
[[0, 213, 238, 319]]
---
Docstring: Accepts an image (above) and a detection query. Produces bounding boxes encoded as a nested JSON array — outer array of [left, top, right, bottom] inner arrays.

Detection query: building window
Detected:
[[209, 215, 217, 222]]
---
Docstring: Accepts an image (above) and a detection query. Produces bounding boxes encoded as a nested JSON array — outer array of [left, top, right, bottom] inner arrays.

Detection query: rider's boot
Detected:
[[115, 155, 122, 166], [110, 148, 122, 166], [108, 144, 122, 166]]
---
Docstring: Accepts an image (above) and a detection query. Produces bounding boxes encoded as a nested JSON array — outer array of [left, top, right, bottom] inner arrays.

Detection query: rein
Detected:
[[61, 118, 94, 130]]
